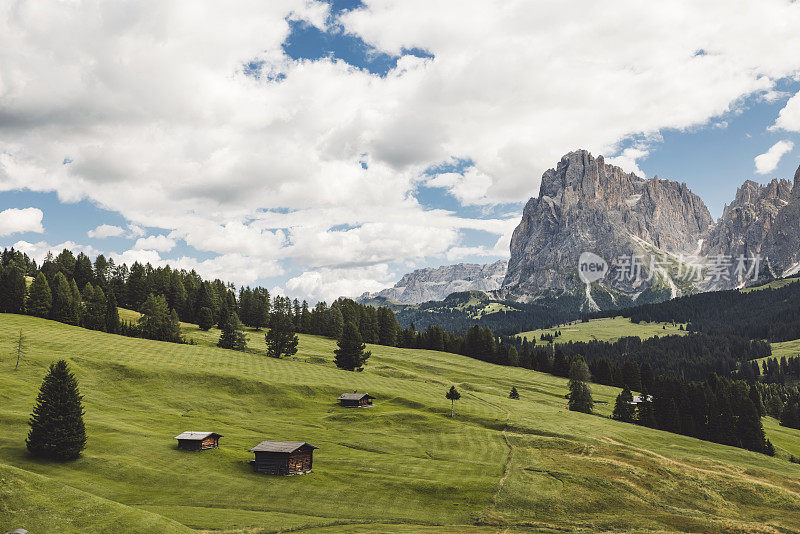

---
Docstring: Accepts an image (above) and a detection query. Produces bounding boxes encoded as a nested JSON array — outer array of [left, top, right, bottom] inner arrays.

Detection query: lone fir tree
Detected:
[[446, 386, 461, 417], [509, 386, 520, 400], [265, 312, 299, 358], [218, 309, 247, 351], [27, 360, 87, 460], [334, 321, 371, 371]]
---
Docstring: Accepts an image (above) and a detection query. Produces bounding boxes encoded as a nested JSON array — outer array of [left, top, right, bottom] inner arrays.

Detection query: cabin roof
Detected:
[[173, 431, 222, 441], [249, 441, 318, 453], [338, 392, 373, 400]]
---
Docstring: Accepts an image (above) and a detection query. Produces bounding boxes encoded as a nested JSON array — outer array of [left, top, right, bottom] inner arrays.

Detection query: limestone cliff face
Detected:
[[756, 164, 800, 277], [359, 260, 507, 304], [502, 150, 713, 300], [702, 178, 793, 278]]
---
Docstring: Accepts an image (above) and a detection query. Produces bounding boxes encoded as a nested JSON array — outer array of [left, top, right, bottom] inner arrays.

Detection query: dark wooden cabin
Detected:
[[249, 441, 318, 475], [338, 392, 374, 407], [174, 431, 222, 451]]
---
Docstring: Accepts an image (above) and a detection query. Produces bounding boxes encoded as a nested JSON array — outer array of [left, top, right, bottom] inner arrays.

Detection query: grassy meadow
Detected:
[[519, 316, 686, 345], [2, 314, 800, 532]]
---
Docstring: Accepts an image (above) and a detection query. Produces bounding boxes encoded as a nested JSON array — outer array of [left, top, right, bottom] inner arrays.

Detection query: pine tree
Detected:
[[327, 306, 344, 339], [265, 312, 299, 358], [27, 272, 52, 318], [138, 294, 182, 343], [509, 386, 520, 400], [50, 272, 76, 324], [508, 346, 520, 367], [446, 386, 461, 417], [26, 360, 87, 460], [568, 356, 593, 413], [334, 321, 371, 371], [218, 309, 247, 351], [198, 307, 214, 331], [0, 264, 26, 314], [612, 387, 635, 423], [105, 291, 120, 334]]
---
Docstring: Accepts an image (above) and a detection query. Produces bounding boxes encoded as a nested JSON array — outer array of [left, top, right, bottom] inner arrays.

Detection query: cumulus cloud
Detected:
[[605, 147, 650, 178], [774, 90, 800, 132], [11, 240, 97, 263], [3, 0, 800, 298], [134, 234, 176, 252], [754, 140, 794, 174], [87, 224, 125, 239], [284, 264, 396, 303], [0, 207, 44, 237]]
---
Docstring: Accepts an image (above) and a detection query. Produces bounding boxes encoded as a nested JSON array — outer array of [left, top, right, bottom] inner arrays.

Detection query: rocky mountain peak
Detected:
[[502, 149, 713, 302], [794, 162, 800, 198]]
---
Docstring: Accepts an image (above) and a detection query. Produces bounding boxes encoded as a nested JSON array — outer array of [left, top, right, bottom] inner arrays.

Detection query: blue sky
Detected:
[[1, 1, 800, 302]]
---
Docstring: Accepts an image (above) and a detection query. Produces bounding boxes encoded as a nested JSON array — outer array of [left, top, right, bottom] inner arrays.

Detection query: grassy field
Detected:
[[742, 276, 800, 293], [519, 316, 687, 345], [2, 314, 800, 533]]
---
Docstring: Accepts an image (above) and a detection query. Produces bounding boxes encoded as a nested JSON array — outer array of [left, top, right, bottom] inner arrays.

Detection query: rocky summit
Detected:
[[499, 149, 800, 310]]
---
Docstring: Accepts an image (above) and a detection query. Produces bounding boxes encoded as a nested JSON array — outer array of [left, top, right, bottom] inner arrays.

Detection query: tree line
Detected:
[[590, 276, 800, 343], [611, 374, 773, 455]]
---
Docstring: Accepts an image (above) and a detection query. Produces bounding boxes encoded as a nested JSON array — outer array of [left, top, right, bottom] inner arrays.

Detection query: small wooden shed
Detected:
[[174, 431, 222, 451], [249, 441, 318, 475], [338, 392, 374, 407]]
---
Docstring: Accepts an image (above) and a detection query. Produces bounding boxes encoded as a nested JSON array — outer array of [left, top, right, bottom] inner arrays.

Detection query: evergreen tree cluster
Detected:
[[0, 248, 403, 352], [611, 374, 773, 455], [591, 276, 800, 343]]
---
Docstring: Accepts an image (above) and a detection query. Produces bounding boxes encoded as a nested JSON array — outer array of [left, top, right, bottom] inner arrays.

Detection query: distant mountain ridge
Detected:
[[359, 260, 507, 305]]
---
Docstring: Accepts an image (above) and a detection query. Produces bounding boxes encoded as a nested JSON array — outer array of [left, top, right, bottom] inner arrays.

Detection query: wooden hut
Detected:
[[174, 431, 222, 451], [249, 441, 318, 475], [338, 392, 374, 407]]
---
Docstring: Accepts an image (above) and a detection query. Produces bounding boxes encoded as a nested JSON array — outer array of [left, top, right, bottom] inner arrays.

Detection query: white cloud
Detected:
[[2, 0, 800, 284], [0, 207, 44, 237], [284, 264, 396, 303], [134, 234, 176, 252], [605, 147, 650, 178], [774, 90, 800, 131], [754, 140, 794, 174], [10, 240, 97, 263], [87, 224, 125, 239]]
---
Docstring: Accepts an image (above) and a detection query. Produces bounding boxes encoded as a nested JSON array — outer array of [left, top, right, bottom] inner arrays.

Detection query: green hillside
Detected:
[[2, 314, 800, 533], [519, 316, 687, 345]]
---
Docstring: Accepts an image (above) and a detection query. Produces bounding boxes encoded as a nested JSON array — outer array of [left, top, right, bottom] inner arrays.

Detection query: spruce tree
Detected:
[[27, 272, 52, 318], [612, 387, 635, 423], [509, 386, 520, 400], [217, 309, 247, 351], [138, 294, 182, 343], [568, 356, 593, 413], [327, 306, 344, 339], [50, 272, 76, 324], [334, 321, 371, 371], [446, 385, 461, 417], [0, 264, 26, 314], [198, 307, 214, 331], [508, 346, 520, 367], [265, 312, 299, 358], [26, 360, 87, 460], [105, 291, 120, 334]]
